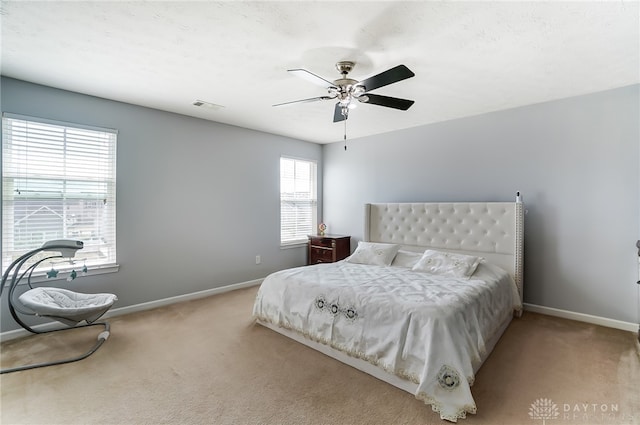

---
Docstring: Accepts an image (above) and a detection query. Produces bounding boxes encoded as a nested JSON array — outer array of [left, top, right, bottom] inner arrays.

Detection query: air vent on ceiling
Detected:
[[192, 100, 224, 110]]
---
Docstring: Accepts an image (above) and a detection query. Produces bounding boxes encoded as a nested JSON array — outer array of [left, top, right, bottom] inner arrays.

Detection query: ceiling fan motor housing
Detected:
[[336, 61, 355, 75]]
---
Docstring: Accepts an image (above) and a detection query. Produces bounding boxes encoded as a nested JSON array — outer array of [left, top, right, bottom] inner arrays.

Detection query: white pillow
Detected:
[[411, 250, 482, 278], [391, 250, 424, 268], [346, 242, 400, 266]]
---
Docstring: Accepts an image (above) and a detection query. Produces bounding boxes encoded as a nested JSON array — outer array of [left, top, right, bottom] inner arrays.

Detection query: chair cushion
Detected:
[[19, 287, 117, 325]]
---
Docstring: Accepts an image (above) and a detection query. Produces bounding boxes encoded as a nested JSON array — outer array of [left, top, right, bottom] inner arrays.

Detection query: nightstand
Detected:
[[308, 235, 351, 265]]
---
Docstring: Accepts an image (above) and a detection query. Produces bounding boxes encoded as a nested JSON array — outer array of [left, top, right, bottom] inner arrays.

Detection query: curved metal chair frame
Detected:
[[1, 240, 116, 374]]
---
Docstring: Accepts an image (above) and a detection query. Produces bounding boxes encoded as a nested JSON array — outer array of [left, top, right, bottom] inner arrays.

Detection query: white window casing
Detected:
[[280, 157, 317, 246], [2, 113, 117, 274]]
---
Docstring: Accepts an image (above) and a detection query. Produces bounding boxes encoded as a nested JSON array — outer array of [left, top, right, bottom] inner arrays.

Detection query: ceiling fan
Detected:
[[274, 61, 415, 122]]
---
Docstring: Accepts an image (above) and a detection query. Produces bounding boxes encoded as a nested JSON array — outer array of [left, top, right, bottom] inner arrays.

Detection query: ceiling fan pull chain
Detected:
[[344, 117, 348, 150]]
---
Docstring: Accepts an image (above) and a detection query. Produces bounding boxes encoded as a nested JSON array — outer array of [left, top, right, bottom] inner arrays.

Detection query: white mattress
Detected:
[[253, 260, 520, 421]]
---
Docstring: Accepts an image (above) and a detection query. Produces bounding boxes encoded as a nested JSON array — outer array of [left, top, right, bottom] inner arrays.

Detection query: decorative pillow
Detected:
[[411, 250, 483, 278], [391, 250, 424, 268], [346, 242, 400, 266]]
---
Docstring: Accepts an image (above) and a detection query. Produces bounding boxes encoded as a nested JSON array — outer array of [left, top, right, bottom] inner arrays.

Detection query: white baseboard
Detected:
[[524, 303, 638, 332], [0, 278, 263, 342], [103, 278, 263, 318]]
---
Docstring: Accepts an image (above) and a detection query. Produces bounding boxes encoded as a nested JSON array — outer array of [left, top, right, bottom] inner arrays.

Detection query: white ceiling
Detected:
[[1, 1, 638, 144]]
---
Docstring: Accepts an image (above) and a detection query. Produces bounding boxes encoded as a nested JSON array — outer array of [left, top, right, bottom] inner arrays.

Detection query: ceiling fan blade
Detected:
[[273, 96, 334, 107], [360, 94, 414, 110], [358, 65, 415, 92], [288, 69, 336, 88], [333, 103, 347, 123]]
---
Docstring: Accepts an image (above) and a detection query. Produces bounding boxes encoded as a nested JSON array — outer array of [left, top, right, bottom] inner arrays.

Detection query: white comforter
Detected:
[[252, 260, 520, 421]]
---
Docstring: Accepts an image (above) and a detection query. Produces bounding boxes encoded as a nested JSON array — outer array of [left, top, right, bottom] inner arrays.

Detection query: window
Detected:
[[2, 113, 117, 273], [280, 157, 317, 246]]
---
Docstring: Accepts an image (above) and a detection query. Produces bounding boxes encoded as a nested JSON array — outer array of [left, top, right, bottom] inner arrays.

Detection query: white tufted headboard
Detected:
[[364, 202, 524, 304]]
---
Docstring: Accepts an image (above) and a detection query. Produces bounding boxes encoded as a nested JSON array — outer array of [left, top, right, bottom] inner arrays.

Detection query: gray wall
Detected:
[[0, 77, 322, 332], [2, 78, 638, 330], [322, 85, 639, 324]]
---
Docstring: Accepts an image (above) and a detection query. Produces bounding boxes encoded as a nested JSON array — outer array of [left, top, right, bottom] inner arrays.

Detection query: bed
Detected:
[[253, 201, 524, 421]]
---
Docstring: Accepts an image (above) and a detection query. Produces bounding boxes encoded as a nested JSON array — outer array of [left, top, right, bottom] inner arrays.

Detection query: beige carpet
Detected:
[[1, 286, 638, 425]]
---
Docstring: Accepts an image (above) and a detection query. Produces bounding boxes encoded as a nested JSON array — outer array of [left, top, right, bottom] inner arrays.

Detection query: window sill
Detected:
[[280, 242, 307, 249], [14, 263, 120, 286]]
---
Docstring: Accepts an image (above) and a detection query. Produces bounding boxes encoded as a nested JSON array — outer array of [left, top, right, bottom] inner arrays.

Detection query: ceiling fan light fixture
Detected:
[[352, 85, 366, 97], [338, 95, 357, 109]]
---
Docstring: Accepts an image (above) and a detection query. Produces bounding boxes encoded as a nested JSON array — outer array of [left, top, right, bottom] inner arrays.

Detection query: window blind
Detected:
[[2, 113, 117, 272], [280, 157, 317, 246]]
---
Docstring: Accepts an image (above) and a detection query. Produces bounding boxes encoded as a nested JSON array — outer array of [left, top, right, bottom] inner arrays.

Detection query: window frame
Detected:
[[1, 113, 118, 277], [279, 156, 318, 247]]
